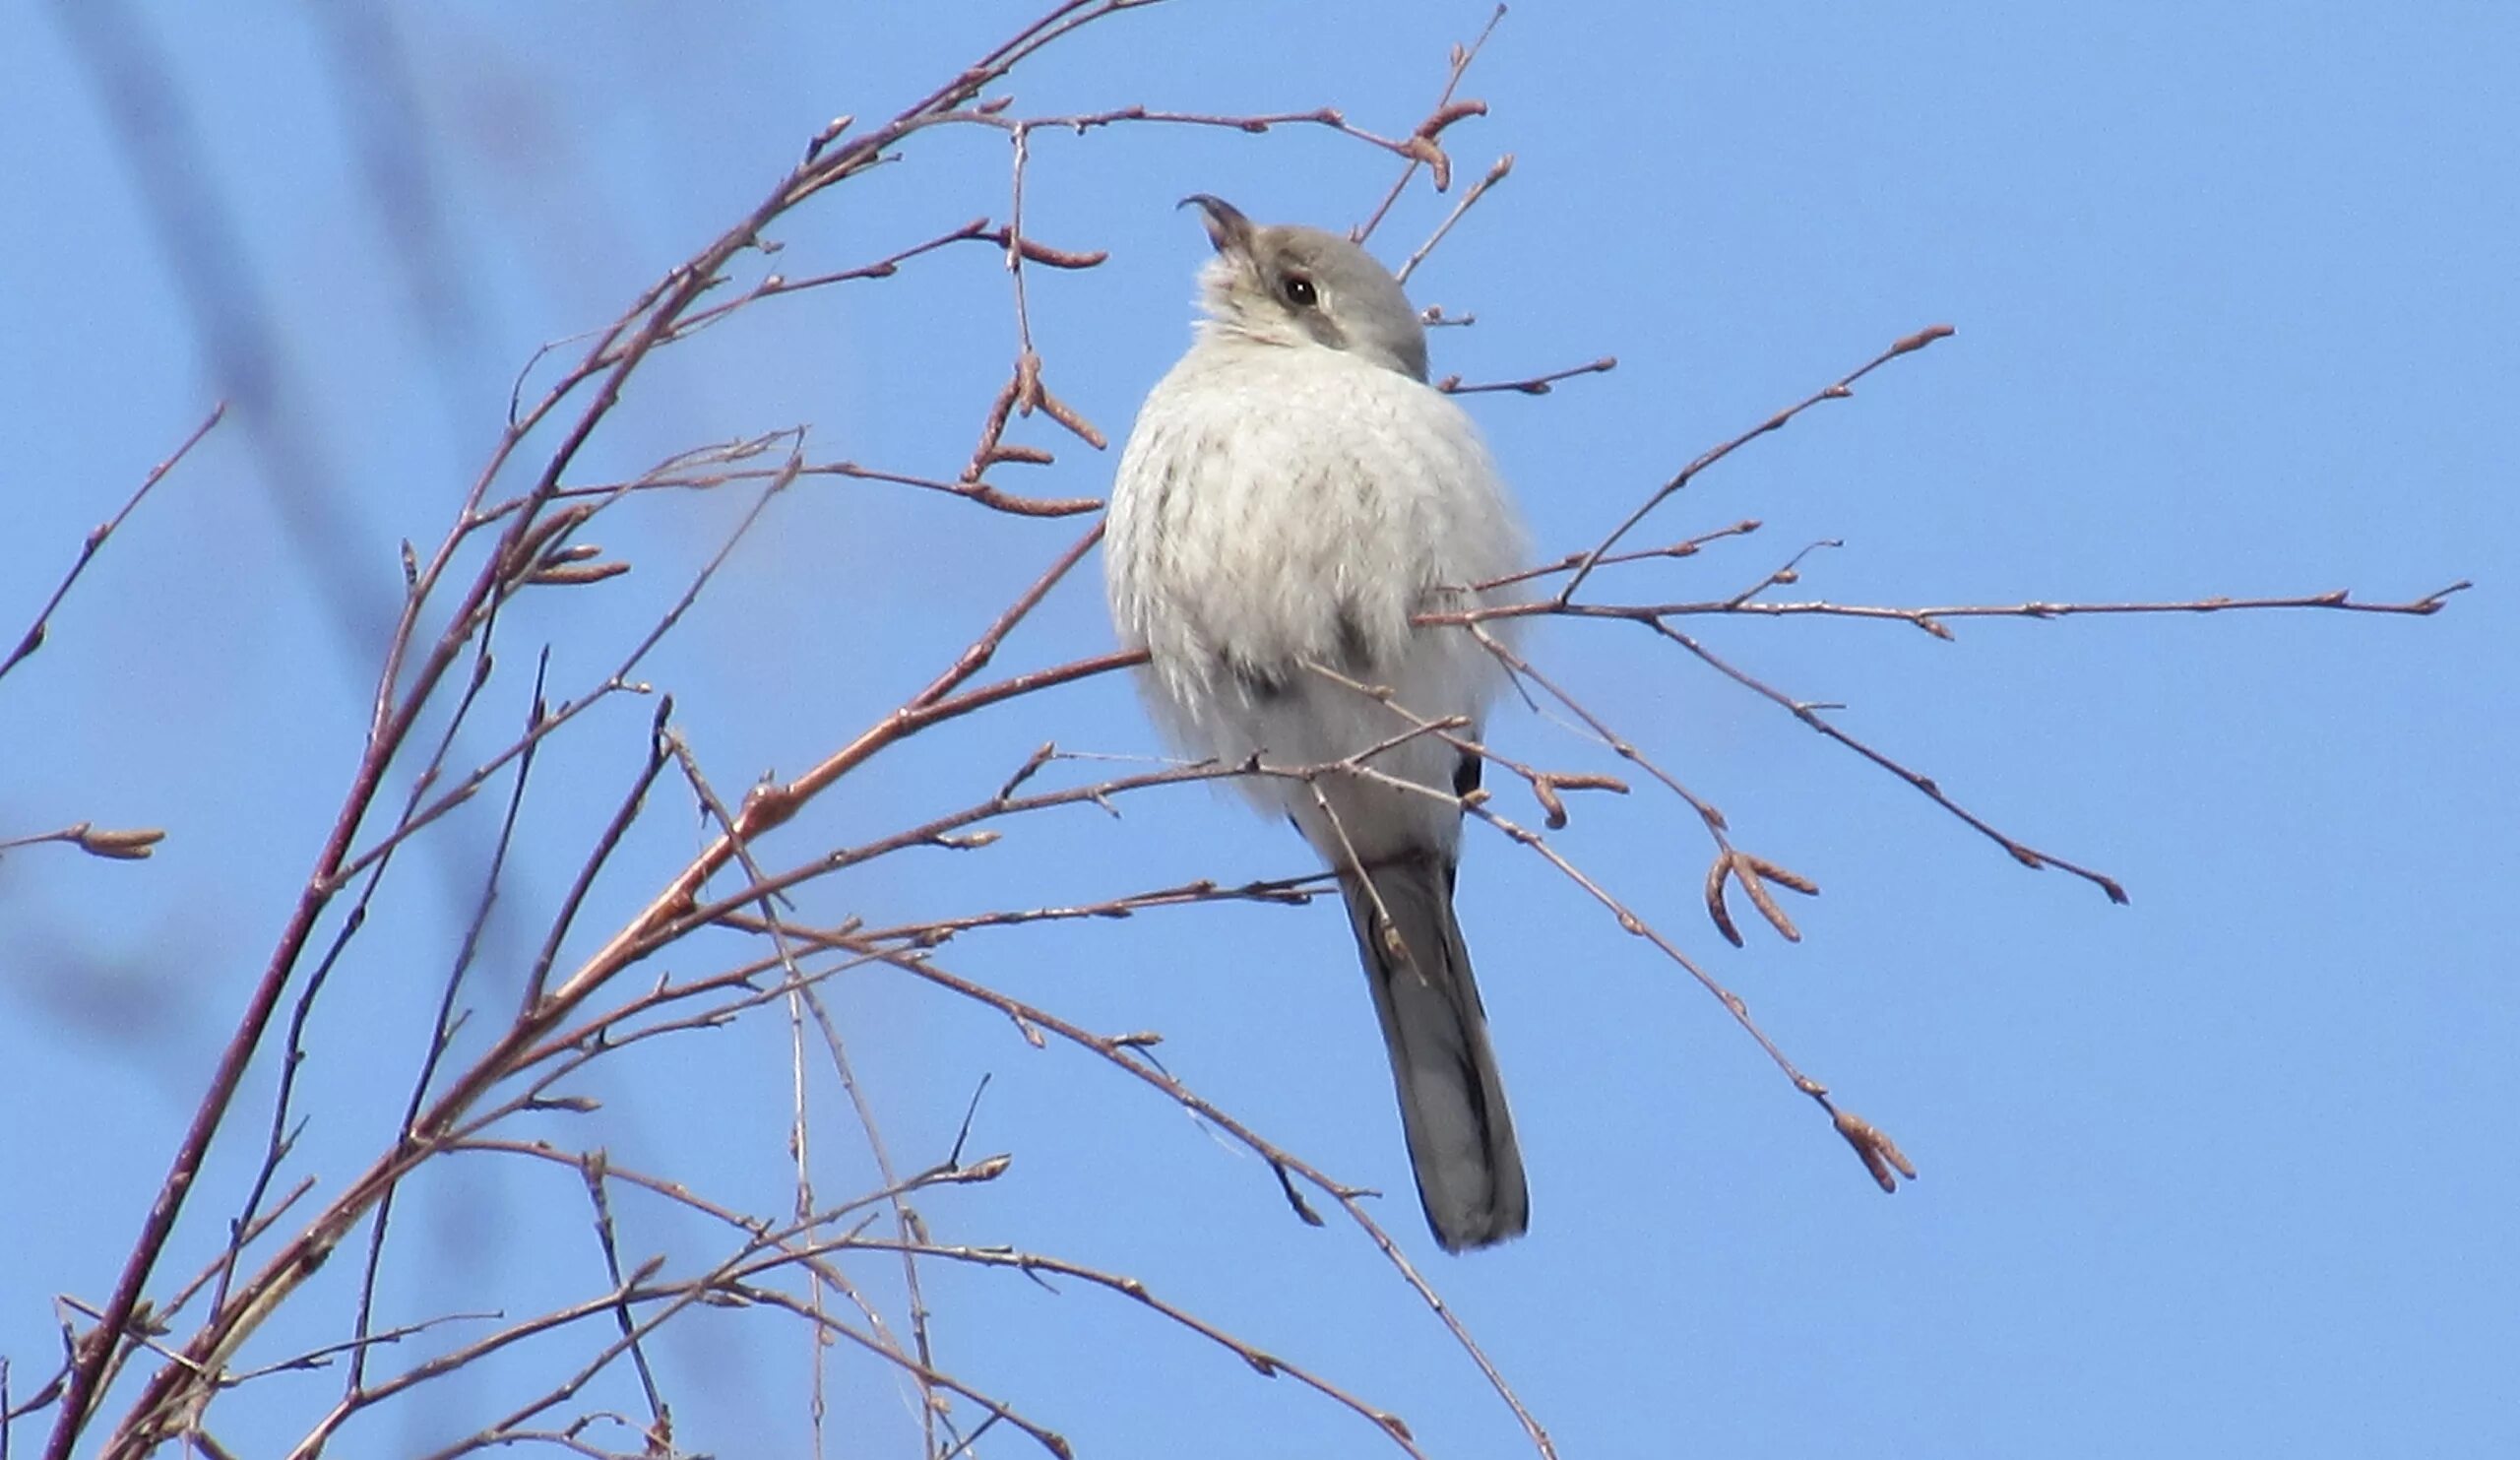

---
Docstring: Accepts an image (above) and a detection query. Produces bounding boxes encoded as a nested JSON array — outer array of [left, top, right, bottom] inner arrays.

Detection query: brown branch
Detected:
[[1, 402, 223, 686], [664, 216, 1105, 346], [1648, 619, 2130, 903], [226, 1310, 496, 1386], [660, 732, 943, 1456], [327, 459, 794, 894], [1284, 650, 1889, 1199], [519, 698, 675, 1013], [571, 1160, 670, 1444], [1464, 623, 1816, 946], [1477, 519, 1763, 592], [1554, 324, 1956, 603], [727, 1288, 1070, 1460], [755, 1238, 1430, 1459], [1700, 582, 2475, 634], [1467, 793, 1912, 1191], [343, 654, 555, 1399], [551, 456, 1102, 518], [836, 872, 1332, 949], [1355, 5, 1509, 241], [941, 102, 1455, 170], [1395, 153, 1513, 286], [794, 934, 1558, 1458], [77, 4, 1172, 1451], [285, 1155, 1016, 1460], [1424, 568, 2466, 909], [789, 985, 942, 1455], [104, 557, 1134, 1453], [1437, 354, 1616, 397]]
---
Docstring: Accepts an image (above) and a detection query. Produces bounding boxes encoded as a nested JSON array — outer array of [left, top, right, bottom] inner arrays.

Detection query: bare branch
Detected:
[[1356, 5, 1510, 241], [1396, 153, 1513, 286], [1555, 324, 1956, 603], [1438, 353, 1616, 397], [1, 402, 223, 686]]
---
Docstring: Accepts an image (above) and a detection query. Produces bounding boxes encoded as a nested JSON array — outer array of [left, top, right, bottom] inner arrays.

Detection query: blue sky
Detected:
[[3, 3, 2512, 1457]]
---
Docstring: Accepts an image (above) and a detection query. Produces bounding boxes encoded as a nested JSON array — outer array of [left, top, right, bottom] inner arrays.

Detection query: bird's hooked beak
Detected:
[[1178, 194, 1254, 257]]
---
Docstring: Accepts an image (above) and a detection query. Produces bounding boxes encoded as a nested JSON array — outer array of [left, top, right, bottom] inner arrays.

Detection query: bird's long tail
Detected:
[[1339, 855, 1528, 1251]]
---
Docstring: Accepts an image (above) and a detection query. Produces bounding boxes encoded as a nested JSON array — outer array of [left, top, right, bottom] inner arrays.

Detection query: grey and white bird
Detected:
[[1104, 195, 1533, 1251]]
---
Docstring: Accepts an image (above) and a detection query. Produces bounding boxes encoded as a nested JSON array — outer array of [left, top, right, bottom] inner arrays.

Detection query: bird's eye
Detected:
[[1283, 273, 1318, 308]]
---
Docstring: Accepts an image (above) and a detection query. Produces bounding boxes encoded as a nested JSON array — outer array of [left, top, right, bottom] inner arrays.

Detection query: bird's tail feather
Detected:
[[1339, 857, 1528, 1251]]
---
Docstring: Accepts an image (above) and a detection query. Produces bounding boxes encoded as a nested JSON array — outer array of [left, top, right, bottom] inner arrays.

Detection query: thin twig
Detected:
[[1355, 5, 1509, 241], [1651, 619, 2129, 902], [1, 403, 224, 686], [1438, 353, 1616, 396], [1395, 153, 1513, 286], [75, 5, 1167, 1446], [1555, 324, 1956, 603]]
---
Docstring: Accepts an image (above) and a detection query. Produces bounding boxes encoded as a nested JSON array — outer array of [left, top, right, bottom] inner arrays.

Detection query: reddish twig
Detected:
[[1, 403, 224, 686], [1437, 354, 1617, 397], [1649, 619, 2130, 903], [1555, 324, 1956, 603], [1701, 582, 2475, 636], [1395, 153, 1513, 286], [70, 4, 1168, 1450], [1355, 5, 1509, 241]]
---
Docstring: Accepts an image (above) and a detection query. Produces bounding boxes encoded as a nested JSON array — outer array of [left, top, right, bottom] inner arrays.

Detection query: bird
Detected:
[[1103, 195, 1533, 1251]]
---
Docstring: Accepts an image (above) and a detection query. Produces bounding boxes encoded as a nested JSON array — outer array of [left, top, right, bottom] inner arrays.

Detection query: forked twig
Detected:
[[1555, 324, 1957, 603]]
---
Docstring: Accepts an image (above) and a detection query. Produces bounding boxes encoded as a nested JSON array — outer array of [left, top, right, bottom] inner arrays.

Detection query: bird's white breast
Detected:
[[1105, 337, 1527, 846]]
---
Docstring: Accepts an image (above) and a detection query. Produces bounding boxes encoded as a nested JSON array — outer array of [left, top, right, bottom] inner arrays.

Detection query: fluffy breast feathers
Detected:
[[1106, 338, 1528, 845]]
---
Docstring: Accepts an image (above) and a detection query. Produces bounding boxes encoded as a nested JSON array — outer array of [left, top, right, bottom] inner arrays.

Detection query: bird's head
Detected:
[[1180, 194, 1429, 383]]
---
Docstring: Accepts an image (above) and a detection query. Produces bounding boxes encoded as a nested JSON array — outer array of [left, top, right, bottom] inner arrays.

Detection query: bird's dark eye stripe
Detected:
[[1284, 274, 1318, 307]]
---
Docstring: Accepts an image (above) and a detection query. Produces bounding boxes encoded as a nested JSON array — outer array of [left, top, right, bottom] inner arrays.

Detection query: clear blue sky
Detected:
[[3, 3, 2511, 1457]]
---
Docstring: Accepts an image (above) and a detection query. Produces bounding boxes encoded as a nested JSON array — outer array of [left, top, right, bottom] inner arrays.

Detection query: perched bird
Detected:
[[1104, 195, 1533, 1251]]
